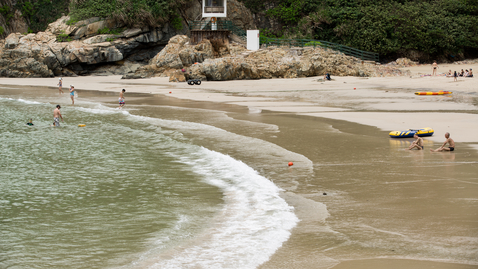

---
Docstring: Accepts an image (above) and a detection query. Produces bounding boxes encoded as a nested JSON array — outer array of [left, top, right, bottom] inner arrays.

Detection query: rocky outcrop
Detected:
[[0, 16, 186, 77], [126, 35, 410, 81]]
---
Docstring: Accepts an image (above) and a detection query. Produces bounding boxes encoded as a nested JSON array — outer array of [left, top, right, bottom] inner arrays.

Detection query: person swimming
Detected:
[[26, 119, 34, 126]]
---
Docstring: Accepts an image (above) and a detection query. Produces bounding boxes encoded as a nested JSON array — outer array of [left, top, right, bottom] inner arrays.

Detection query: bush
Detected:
[[240, 0, 478, 60], [0, 26, 4, 35], [57, 32, 72, 42]]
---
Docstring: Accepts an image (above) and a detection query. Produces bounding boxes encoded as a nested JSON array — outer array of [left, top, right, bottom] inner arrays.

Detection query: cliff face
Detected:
[[0, 0, 29, 37], [0, 15, 187, 77]]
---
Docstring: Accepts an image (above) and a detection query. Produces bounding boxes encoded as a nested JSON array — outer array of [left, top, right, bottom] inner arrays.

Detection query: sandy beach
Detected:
[[1, 62, 477, 269]]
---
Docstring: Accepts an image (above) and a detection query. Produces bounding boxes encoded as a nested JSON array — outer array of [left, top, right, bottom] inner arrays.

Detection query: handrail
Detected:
[[189, 20, 246, 40], [259, 37, 379, 62]]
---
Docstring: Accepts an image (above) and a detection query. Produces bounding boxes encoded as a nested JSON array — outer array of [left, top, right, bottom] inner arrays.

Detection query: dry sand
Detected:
[[0, 62, 477, 268]]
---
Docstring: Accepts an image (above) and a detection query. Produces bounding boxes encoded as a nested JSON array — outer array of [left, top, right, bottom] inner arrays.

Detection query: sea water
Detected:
[[0, 91, 299, 269]]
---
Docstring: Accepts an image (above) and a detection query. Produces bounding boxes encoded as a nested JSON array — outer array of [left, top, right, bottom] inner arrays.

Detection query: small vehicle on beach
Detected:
[[187, 79, 201, 85], [389, 127, 434, 138]]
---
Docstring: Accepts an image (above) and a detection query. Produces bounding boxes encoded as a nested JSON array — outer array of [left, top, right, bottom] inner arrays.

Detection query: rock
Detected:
[[124, 28, 143, 38], [168, 70, 186, 82], [5, 33, 21, 49]]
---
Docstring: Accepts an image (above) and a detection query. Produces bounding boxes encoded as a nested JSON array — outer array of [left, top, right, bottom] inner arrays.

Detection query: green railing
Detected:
[[260, 37, 379, 62], [189, 20, 246, 40]]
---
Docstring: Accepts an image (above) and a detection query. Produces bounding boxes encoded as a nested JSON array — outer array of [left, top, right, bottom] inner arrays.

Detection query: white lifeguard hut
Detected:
[[190, 0, 230, 44], [202, 0, 227, 30]]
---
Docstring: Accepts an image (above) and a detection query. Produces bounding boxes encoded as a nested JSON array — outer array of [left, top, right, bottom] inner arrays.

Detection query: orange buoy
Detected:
[[354, 87, 356, 90], [288, 162, 294, 166], [169, 91, 172, 94]]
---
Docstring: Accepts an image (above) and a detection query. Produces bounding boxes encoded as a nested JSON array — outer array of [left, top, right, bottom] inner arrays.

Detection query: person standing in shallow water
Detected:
[[57, 78, 64, 95], [69, 85, 75, 105], [432, 61, 439, 76], [118, 89, 125, 109], [53, 105, 63, 127], [431, 132, 455, 152]]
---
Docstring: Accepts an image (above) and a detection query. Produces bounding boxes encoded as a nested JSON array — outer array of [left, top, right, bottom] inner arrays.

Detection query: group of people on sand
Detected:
[[431, 61, 474, 80], [408, 132, 455, 152]]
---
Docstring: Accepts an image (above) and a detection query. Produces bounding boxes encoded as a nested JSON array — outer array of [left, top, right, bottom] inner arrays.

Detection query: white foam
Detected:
[[0, 97, 42, 105], [148, 147, 298, 268], [74, 103, 131, 115]]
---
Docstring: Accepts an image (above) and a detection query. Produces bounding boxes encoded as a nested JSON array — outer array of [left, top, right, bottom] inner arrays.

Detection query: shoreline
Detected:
[[1, 66, 477, 268]]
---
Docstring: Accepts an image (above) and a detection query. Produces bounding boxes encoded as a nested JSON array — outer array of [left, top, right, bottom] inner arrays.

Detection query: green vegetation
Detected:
[[240, 0, 478, 60], [56, 31, 72, 42], [15, 0, 70, 32], [69, 0, 190, 29], [0, 5, 15, 25], [97, 27, 123, 35], [0, 26, 4, 35]]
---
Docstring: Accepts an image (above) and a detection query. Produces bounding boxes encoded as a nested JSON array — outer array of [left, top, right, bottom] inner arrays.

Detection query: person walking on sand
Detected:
[[53, 105, 63, 127], [58, 78, 64, 95], [69, 85, 75, 105], [430, 132, 455, 152], [453, 71, 458, 82], [118, 89, 125, 109], [432, 61, 438, 76], [408, 133, 424, 150]]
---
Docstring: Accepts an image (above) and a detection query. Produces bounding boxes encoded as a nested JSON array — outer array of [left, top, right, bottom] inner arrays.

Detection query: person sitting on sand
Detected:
[[430, 132, 455, 152], [464, 70, 469, 77], [324, 73, 331, 81], [26, 119, 34, 126], [459, 69, 464, 77], [432, 61, 438, 76], [408, 133, 424, 150], [467, 69, 473, 77], [446, 70, 452, 77]]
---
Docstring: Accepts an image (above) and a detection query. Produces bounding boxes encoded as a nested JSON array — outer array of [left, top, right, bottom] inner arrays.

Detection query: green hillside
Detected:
[[239, 0, 478, 61]]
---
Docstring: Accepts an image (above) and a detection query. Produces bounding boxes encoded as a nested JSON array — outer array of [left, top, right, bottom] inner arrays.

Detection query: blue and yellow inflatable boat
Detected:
[[389, 127, 434, 138]]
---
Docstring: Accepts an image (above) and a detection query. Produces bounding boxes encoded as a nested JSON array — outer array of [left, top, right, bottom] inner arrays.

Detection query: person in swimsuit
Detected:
[[408, 133, 424, 150], [118, 89, 125, 109], [430, 132, 455, 152], [468, 68, 473, 77], [53, 105, 63, 127], [58, 78, 64, 95], [69, 85, 75, 105], [432, 61, 438, 76], [26, 119, 34, 126], [453, 71, 458, 82]]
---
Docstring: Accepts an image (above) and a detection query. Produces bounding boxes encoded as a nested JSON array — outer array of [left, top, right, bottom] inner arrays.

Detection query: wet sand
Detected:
[[1, 63, 477, 269]]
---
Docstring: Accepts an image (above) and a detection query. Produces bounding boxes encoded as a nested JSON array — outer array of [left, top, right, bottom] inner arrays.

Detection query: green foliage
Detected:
[[171, 14, 183, 30], [0, 5, 15, 25], [66, 19, 79, 26], [13, 0, 70, 32], [97, 27, 123, 35], [106, 37, 116, 42], [242, 0, 478, 60], [22, 2, 35, 17], [69, 0, 190, 28], [57, 32, 72, 42], [0, 26, 4, 35], [304, 41, 322, 47]]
